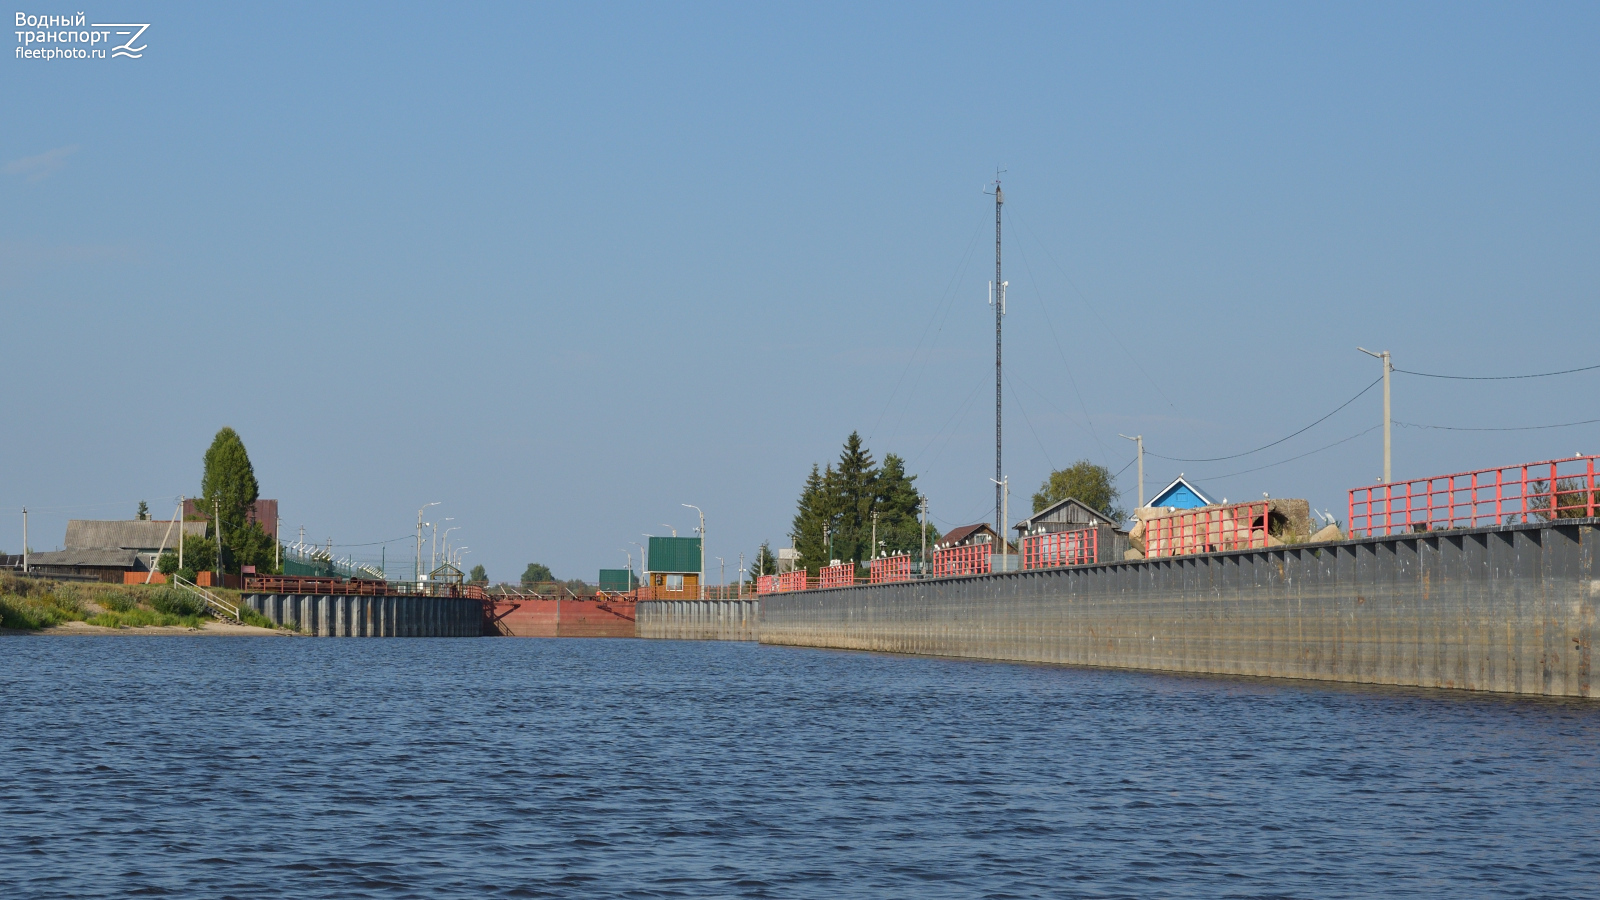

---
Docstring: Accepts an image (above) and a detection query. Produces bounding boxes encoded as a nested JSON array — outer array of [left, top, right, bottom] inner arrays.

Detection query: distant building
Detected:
[[598, 569, 638, 593], [64, 519, 207, 572], [1012, 497, 1120, 538], [1147, 476, 1214, 510], [934, 523, 1009, 552], [182, 498, 279, 540], [24, 549, 144, 582], [646, 536, 701, 597]]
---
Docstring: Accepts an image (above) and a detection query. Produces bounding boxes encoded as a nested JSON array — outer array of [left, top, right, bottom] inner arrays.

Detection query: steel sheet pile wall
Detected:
[[240, 593, 481, 637], [759, 521, 1597, 698], [637, 599, 759, 641]]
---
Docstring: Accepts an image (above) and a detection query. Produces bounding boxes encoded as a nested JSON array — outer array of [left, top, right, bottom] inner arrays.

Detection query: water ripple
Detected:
[[1, 637, 1597, 898]]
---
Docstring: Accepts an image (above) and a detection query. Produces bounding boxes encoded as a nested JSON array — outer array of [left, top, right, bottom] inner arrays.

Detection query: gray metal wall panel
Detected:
[[758, 521, 1597, 698]]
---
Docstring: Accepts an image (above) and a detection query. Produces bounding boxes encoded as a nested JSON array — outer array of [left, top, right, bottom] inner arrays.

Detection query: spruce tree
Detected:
[[792, 463, 833, 574], [829, 431, 877, 567], [749, 541, 778, 579]]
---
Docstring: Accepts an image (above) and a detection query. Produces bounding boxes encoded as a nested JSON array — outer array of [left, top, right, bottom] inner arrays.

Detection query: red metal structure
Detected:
[[1348, 455, 1600, 537], [930, 543, 992, 577], [756, 574, 778, 595], [776, 571, 811, 592], [820, 562, 854, 589], [1020, 528, 1097, 570], [869, 554, 912, 584], [1144, 502, 1270, 558]]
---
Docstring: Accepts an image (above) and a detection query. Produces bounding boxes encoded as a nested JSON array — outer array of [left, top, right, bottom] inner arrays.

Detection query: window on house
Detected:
[[666, 574, 684, 590]]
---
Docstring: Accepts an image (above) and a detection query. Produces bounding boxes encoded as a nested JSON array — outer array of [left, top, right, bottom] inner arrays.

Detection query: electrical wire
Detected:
[[910, 375, 988, 470], [868, 219, 985, 447], [1189, 425, 1381, 482], [1007, 205, 1177, 410], [1008, 214, 1110, 464], [1146, 375, 1382, 463], [1005, 372, 1057, 472], [1396, 418, 1600, 432], [1396, 363, 1600, 380]]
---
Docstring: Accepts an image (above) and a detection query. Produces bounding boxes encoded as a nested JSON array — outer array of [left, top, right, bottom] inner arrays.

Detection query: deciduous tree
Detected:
[[1032, 460, 1125, 522]]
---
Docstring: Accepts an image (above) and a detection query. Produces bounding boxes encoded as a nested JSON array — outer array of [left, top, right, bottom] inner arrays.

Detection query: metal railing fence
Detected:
[[930, 543, 992, 578], [820, 562, 855, 589], [1348, 455, 1600, 536], [1020, 528, 1098, 570], [1144, 502, 1270, 559], [870, 554, 913, 584]]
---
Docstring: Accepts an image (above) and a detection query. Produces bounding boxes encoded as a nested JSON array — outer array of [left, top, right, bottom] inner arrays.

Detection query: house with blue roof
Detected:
[[1147, 475, 1215, 510]]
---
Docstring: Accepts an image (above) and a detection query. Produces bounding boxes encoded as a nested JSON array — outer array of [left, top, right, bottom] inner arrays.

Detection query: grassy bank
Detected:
[[0, 574, 277, 631]]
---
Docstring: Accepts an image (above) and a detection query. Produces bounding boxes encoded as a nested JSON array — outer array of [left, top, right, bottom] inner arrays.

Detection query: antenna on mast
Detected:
[[984, 168, 1005, 536]]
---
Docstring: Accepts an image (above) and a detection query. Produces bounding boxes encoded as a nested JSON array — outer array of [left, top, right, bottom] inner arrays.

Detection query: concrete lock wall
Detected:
[[240, 593, 482, 637], [758, 520, 1598, 698], [637, 599, 759, 641]]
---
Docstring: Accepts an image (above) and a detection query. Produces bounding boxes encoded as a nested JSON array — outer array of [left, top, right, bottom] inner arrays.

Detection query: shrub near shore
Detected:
[[0, 575, 274, 631]]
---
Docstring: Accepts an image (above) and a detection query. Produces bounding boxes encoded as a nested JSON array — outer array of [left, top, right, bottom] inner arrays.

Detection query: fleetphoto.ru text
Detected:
[[14, 12, 147, 60]]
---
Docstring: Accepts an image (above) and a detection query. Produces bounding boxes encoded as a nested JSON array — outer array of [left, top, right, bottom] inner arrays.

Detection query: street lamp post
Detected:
[[716, 557, 725, 598], [1358, 347, 1393, 483], [630, 541, 646, 589], [990, 476, 1010, 572], [416, 502, 440, 583], [442, 525, 460, 569], [682, 504, 704, 600]]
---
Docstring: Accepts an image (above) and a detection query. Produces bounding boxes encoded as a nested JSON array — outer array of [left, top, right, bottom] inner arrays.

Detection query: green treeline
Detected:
[[791, 432, 938, 575]]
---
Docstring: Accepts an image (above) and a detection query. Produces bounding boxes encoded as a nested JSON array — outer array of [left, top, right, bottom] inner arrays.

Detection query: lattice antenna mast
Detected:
[[985, 170, 1006, 536]]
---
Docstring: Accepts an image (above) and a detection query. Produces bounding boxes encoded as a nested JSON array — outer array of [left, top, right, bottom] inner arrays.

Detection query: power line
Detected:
[[1396, 363, 1600, 381], [867, 219, 985, 445], [1191, 425, 1381, 482], [1146, 376, 1382, 463], [1396, 418, 1600, 432], [1005, 373, 1056, 472], [1008, 215, 1110, 465], [1007, 205, 1177, 410]]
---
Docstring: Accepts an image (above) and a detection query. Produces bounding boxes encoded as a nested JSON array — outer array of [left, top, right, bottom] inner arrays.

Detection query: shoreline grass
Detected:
[[0, 574, 282, 632]]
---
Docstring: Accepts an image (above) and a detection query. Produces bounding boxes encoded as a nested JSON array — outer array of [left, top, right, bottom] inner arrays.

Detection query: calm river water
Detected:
[[1, 636, 1597, 898]]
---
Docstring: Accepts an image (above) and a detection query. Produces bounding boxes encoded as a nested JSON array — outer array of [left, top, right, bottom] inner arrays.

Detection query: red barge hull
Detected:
[[483, 597, 637, 637]]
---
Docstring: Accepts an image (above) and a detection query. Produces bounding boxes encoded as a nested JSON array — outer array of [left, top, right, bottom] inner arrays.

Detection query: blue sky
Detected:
[[5, 2, 1598, 581]]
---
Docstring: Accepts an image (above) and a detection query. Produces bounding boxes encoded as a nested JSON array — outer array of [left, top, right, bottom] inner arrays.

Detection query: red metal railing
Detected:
[[244, 575, 394, 596], [1020, 528, 1098, 570], [1348, 455, 1600, 537], [930, 543, 992, 577], [1144, 502, 1270, 558], [820, 562, 854, 588], [870, 554, 913, 584], [776, 571, 812, 592], [756, 574, 778, 594]]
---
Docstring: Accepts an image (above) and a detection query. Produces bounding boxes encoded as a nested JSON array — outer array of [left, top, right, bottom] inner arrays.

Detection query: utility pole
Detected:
[[1358, 348, 1393, 483], [214, 498, 223, 581], [871, 510, 879, 563], [1119, 434, 1145, 509], [823, 524, 831, 564], [920, 495, 929, 578], [416, 502, 439, 583], [21, 507, 27, 574], [179, 496, 186, 572], [275, 516, 281, 572], [738, 551, 745, 596], [683, 504, 704, 600], [716, 557, 725, 597], [986, 172, 1006, 537]]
